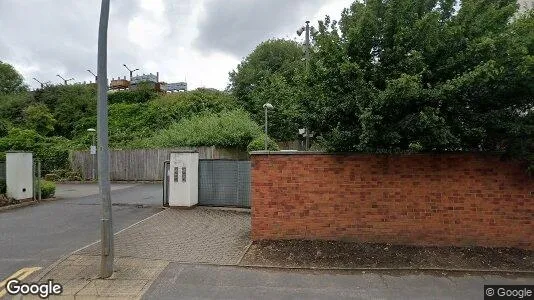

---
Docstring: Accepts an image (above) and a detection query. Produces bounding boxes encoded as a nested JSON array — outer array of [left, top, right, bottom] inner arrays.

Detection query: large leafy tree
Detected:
[[308, 0, 533, 157], [0, 61, 27, 95], [229, 39, 307, 141], [34, 84, 97, 138], [24, 103, 57, 136]]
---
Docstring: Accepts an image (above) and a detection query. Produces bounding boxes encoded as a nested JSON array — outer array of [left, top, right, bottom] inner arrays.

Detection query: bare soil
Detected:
[[0, 194, 18, 207], [240, 240, 534, 271]]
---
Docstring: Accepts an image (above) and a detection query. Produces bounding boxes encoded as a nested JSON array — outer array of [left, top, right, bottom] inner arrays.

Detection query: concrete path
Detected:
[[0, 184, 162, 281], [144, 264, 534, 300]]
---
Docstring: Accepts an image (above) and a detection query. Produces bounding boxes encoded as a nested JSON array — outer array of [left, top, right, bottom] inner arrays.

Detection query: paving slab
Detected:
[[15, 255, 168, 300], [78, 208, 251, 265]]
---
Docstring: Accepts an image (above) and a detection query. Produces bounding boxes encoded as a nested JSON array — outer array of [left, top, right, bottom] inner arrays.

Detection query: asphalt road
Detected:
[[0, 183, 163, 280]]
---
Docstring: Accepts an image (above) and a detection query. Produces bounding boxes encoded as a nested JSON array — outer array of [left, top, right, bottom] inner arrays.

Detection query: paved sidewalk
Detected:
[[13, 207, 251, 299], [18, 255, 168, 299], [78, 208, 251, 265]]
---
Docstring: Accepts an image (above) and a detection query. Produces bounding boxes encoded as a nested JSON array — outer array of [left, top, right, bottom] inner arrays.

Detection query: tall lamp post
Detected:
[[87, 128, 96, 180], [97, 0, 113, 278], [263, 103, 274, 151], [297, 21, 317, 151], [33, 78, 50, 89], [56, 74, 74, 85], [123, 64, 139, 81], [87, 69, 98, 82]]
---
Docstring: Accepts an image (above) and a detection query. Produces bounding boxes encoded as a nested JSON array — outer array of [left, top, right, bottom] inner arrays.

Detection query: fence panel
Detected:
[[70, 147, 248, 181], [198, 160, 251, 208]]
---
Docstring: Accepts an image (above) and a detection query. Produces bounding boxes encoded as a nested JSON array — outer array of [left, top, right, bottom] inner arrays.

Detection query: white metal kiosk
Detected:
[[6, 151, 34, 200], [168, 151, 199, 207]]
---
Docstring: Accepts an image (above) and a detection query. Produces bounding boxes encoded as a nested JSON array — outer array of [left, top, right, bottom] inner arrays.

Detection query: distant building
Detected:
[[108, 71, 189, 93], [110, 76, 130, 90], [161, 82, 188, 92]]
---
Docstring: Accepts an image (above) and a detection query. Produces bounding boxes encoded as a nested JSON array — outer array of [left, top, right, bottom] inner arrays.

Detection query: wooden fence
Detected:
[[69, 147, 248, 181]]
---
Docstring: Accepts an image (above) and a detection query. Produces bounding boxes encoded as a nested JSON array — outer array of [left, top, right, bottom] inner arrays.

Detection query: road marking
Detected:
[[0, 267, 41, 298]]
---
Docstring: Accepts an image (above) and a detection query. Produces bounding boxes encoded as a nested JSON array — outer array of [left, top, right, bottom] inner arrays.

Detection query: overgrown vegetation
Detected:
[[142, 110, 263, 149], [0, 0, 532, 173]]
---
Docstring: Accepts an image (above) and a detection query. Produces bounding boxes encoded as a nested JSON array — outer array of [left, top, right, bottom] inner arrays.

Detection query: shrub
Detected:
[[247, 134, 279, 152], [144, 110, 263, 149], [0, 128, 70, 174], [39, 180, 56, 199]]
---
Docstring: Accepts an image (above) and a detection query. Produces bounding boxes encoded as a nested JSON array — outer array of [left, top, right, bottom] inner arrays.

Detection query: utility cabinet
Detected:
[[6, 152, 33, 200], [168, 151, 198, 207]]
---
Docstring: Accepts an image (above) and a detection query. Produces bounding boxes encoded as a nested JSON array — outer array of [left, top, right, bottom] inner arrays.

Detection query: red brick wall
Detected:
[[251, 153, 534, 250]]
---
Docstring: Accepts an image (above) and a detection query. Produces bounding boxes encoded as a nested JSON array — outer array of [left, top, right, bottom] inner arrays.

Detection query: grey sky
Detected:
[[0, 0, 352, 90]]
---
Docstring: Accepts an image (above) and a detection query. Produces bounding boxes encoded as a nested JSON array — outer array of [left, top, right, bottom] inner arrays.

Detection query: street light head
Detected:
[[263, 103, 274, 109], [296, 26, 305, 36], [87, 128, 96, 132]]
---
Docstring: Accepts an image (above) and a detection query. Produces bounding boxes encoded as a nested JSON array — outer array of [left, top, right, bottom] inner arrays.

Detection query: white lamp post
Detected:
[[263, 103, 274, 151]]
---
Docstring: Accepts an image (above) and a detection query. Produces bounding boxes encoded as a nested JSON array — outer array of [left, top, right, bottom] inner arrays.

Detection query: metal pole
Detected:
[[37, 160, 41, 201], [92, 133, 96, 180], [304, 21, 311, 151], [264, 106, 268, 151], [304, 21, 310, 75], [97, 0, 113, 278]]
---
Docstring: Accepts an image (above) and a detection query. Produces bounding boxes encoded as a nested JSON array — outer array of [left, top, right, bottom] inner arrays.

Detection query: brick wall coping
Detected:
[[249, 151, 506, 157]]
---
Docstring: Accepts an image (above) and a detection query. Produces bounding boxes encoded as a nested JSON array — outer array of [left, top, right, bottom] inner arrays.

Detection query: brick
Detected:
[[250, 153, 534, 250]]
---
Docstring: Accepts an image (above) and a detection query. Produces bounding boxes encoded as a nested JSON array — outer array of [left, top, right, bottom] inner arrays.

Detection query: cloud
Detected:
[[193, 0, 326, 58], [0, 0, 353, 90]]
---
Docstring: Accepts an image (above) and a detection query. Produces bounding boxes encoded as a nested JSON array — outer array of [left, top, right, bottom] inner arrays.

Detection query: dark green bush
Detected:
[[247, 134, 279, 152], [144, 110, 263, 149], [0, 128, 70, 174], [40, 180, 56, 199]]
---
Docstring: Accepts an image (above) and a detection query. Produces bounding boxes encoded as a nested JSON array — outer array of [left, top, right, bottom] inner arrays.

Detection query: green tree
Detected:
[[307, 0, 533, 157], [34, 84, 97, 138], [0, 92, 31, 125], [24, 103, 57, 136], [0, 61, 27, 95], [229, 39, 306, 141]]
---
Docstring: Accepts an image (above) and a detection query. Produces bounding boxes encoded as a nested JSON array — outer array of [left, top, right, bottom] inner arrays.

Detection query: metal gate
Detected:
[[198, 160, 251, 208]]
